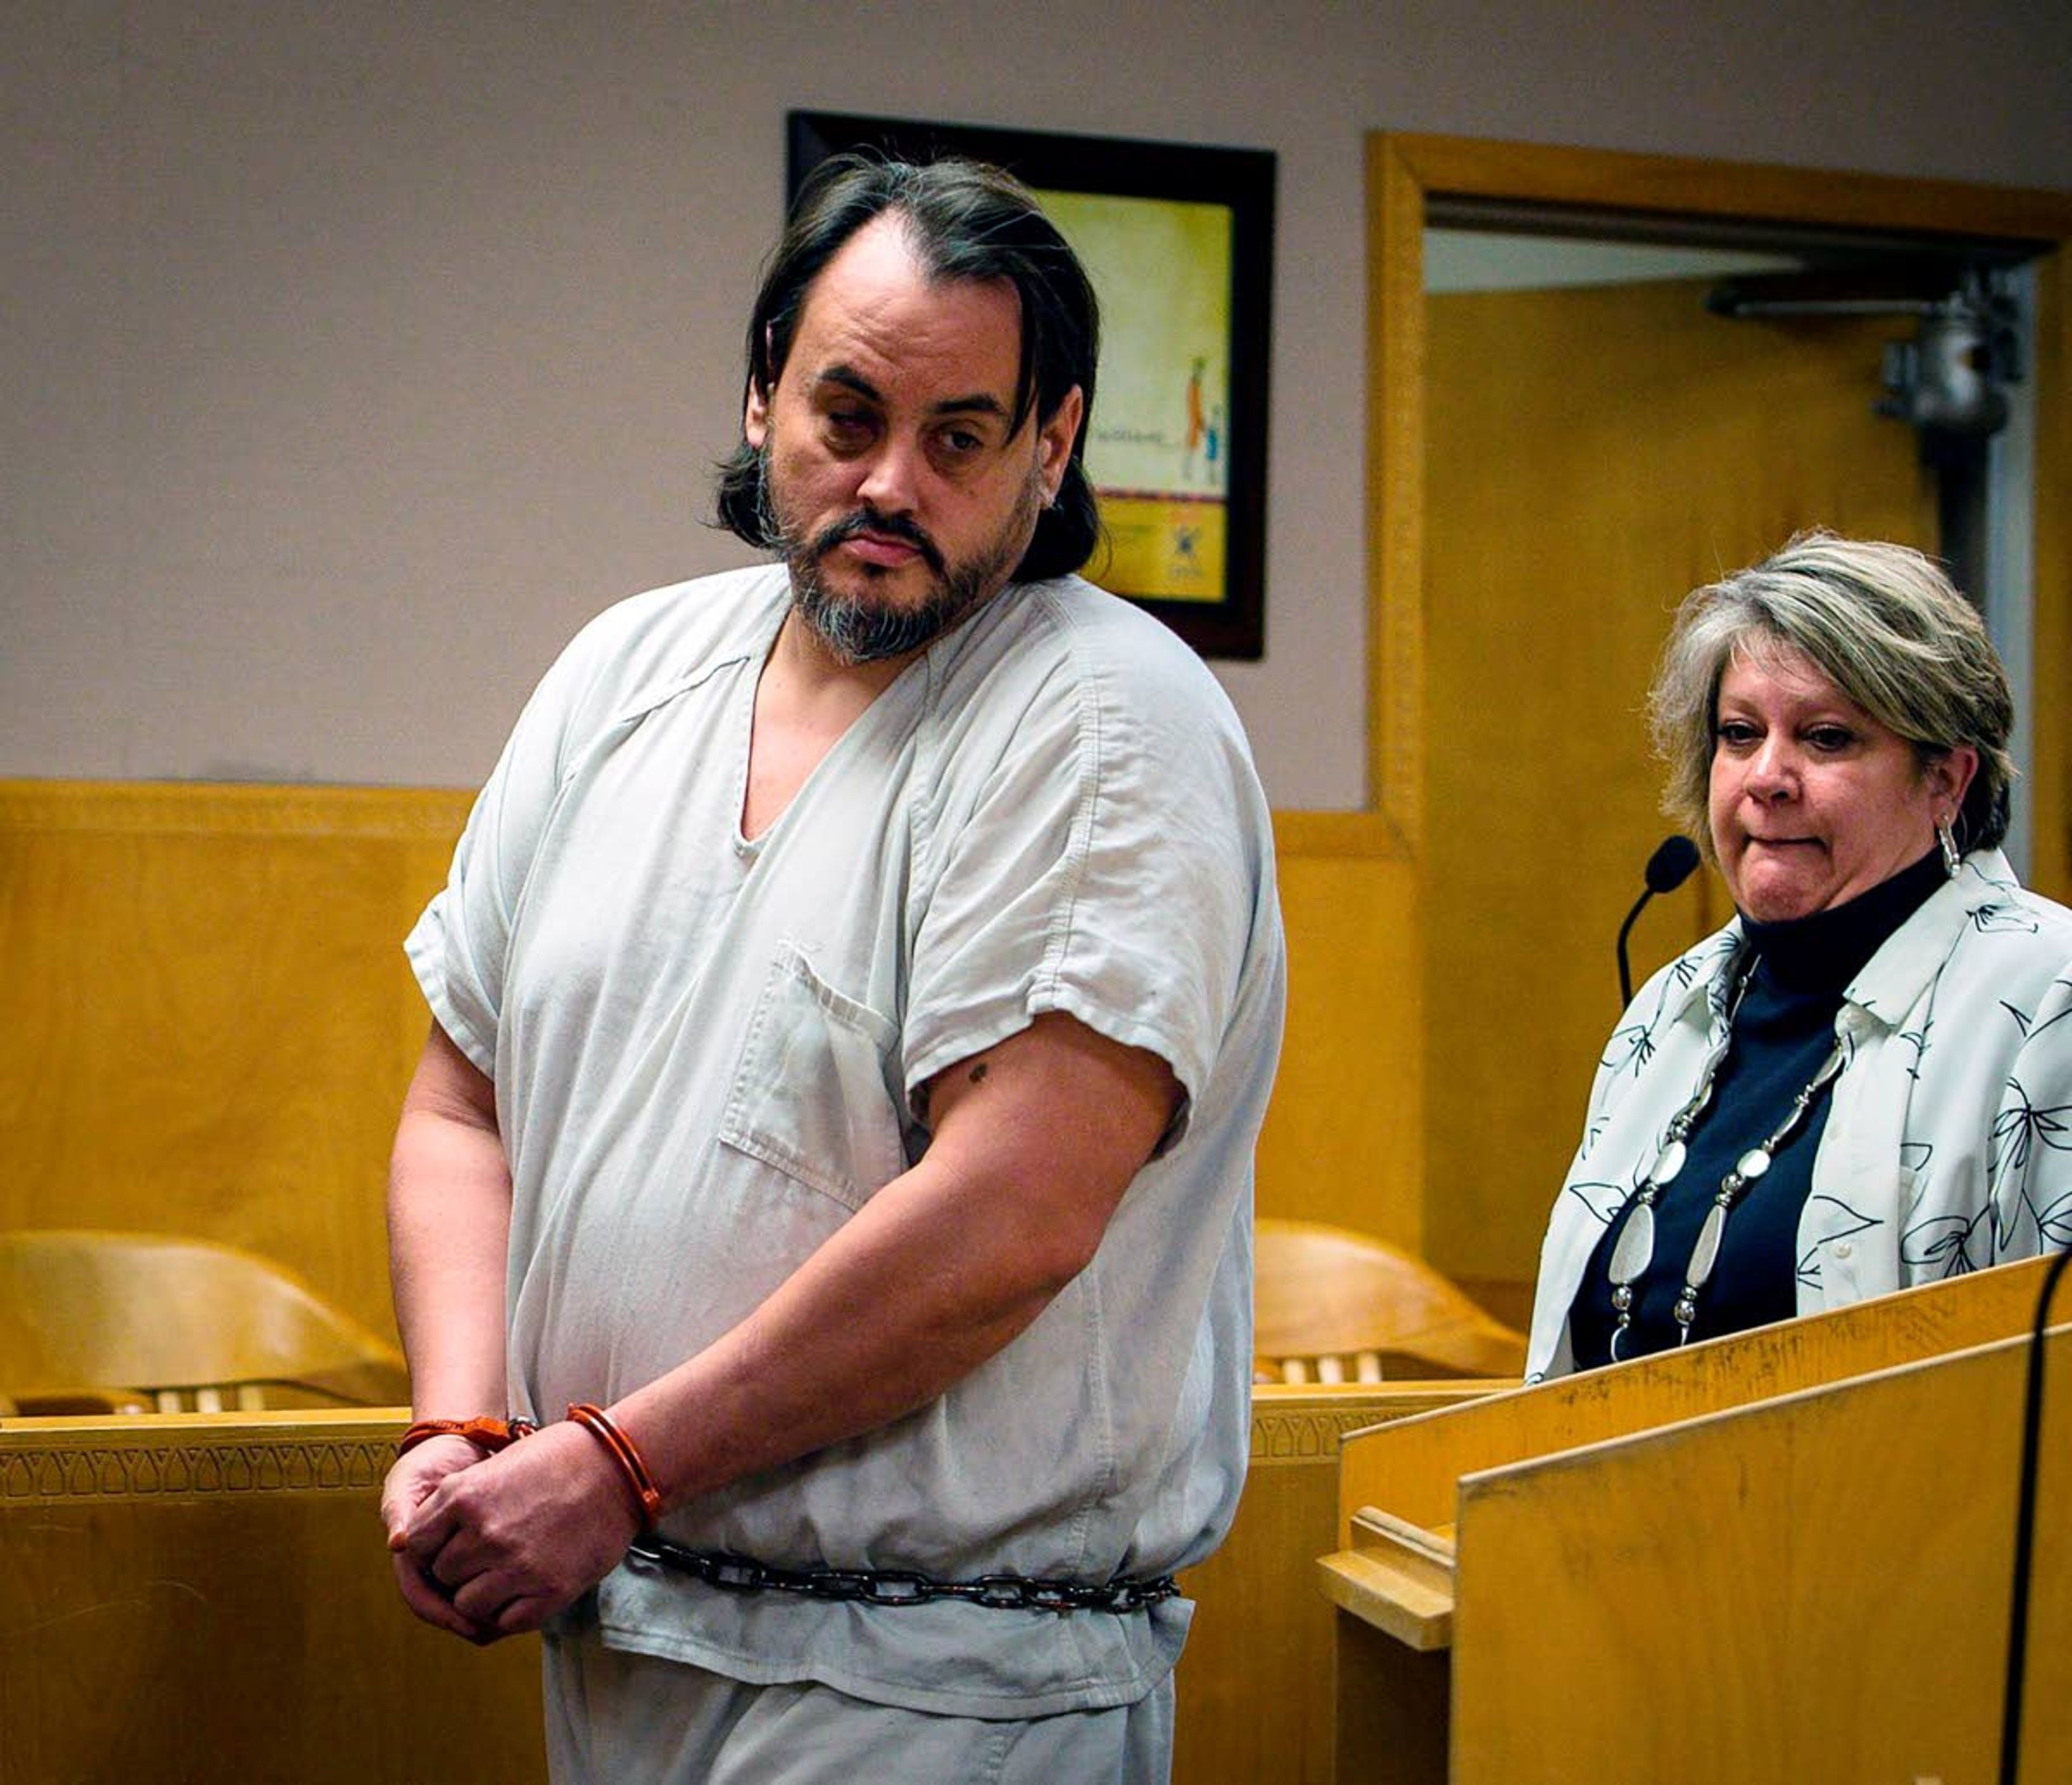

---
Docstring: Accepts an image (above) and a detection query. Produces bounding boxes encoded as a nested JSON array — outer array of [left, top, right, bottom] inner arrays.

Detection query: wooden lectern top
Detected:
[[1323, 1256, 2071, 1784]]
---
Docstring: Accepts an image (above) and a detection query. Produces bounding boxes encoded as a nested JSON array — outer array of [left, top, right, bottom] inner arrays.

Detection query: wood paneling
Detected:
[[1173, 1382, 1497, 1784], [1257, 839, 1423, 1246], [2032, 250, 2072, 905], [0, 781, 469, 1341]]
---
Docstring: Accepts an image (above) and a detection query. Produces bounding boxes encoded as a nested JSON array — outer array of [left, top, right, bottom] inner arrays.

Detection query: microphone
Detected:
[[1617, 835, 1701, 1006]]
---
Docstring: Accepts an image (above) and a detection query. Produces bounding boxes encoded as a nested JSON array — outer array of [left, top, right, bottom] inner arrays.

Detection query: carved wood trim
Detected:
[[1250, 1384, 1498, 1467], [0, 1414, 405, 1502]]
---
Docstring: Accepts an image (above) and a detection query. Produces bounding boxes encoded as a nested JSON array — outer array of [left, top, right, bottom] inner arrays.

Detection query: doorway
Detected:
[[1362, 134, 2072, 1309]]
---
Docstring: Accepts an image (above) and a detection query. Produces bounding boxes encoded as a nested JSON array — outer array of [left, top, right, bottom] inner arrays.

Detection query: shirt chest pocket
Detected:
[[718, 944, 911, 1212]]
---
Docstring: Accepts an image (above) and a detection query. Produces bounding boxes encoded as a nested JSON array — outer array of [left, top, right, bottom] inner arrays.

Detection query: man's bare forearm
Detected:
[[387, 1023, 513, 1417]]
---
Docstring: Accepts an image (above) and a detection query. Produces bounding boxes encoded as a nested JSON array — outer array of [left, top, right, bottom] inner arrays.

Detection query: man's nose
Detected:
[[855, 437, 922, 514]]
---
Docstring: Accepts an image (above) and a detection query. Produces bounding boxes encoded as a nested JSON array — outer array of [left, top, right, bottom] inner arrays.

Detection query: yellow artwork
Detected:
[[1098, 494, 1228, 604], [1038, 189, 1234, 605]]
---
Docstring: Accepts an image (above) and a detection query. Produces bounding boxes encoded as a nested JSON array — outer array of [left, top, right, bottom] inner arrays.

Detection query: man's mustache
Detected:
[[810, 508, 947, 577]]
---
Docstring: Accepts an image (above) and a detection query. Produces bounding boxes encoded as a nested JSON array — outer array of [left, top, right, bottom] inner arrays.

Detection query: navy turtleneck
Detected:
[[1568, 846, 1950, 1370]]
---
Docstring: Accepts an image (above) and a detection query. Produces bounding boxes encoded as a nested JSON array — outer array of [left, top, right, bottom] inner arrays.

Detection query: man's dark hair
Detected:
[[714, 152, 1102, 583]]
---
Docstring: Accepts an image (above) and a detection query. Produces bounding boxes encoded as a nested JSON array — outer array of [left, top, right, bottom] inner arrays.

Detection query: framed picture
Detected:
[[788, 111, 1275, 659]]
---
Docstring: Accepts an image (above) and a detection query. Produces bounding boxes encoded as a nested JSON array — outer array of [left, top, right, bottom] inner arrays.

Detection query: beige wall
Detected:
[[6, 2, 2071, 808]]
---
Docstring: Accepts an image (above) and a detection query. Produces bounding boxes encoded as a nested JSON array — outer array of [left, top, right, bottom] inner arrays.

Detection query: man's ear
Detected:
[[1037, 385, 1084, 499], [744, 319, 779, 449]]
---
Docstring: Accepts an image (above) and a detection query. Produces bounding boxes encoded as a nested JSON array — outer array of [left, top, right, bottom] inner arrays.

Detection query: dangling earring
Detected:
[[1937, 816, 1961, 878]]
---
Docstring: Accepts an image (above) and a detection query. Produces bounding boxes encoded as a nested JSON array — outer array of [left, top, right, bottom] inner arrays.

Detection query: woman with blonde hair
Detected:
[[1527, 531, 2072, 1379]]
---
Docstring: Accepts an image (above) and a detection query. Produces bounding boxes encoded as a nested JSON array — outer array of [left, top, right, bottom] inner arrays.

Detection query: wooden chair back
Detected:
[[0, 1228, 408, 1414], [1255, 1218, 1525, 1383]]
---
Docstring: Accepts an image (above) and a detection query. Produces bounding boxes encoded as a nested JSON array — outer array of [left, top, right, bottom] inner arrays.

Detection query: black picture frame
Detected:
[[787, 110, 1274, 660]]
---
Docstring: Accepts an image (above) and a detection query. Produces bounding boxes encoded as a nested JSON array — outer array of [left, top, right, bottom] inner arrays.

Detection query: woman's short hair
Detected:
[[1650, 531, 2015, 854], [713, 151, 1102, 583]]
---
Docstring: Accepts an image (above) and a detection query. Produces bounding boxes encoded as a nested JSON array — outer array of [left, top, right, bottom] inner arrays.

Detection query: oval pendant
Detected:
[[1686, 1201, 1730, 1288], [1650, 1139, 1687, 1186], [1737, 1146, 1773, 1180], [1608, 1201, 1656, 1283]]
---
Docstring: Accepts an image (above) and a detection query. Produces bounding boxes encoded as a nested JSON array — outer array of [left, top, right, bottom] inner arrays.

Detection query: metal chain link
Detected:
[[628, 1536, 1178, 1615]]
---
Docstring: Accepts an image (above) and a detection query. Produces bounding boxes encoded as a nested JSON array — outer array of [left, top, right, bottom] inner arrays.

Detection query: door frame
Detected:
[[1346, 132, 2072, 901]]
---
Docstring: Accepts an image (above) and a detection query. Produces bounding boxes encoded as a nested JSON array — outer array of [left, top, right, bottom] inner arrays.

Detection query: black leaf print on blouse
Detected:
[[1968, 902, 2040, 936], [1689, 931, 1737, 982], [1796, 1195, 1882, 1288], [2036, 1187, 2072, 1250], [1563, 1175, 1639, 1227], [2004, 976, 2072, 1044], [1898, 1022, 1930, 1081], [1605, 1023, 1655, 1077], [1992, 1078, 2072, 1183], [1903, 1207, 1994, 1277], [1608, 941, 1736, 1078]]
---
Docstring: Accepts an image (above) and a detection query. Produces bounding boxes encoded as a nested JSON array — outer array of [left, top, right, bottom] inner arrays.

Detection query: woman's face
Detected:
[[1708, 644, 1976, 923]]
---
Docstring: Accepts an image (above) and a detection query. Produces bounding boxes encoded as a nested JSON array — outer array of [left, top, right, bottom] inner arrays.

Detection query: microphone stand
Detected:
[[1618, 836, 1701, 1006], [1616, 890, 1652, 1008]]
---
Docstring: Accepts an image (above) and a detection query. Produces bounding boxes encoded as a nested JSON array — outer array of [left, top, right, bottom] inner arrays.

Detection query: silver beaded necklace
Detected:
[[1605, 952, 1849, 1362]]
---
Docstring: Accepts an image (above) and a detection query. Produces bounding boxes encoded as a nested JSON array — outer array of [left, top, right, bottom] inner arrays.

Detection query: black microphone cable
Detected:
[[1999, 1241, 2072, 1785]]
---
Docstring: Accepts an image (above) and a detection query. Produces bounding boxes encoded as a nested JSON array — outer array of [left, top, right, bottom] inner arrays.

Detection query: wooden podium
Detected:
[[1320, 1256, 2071, 1783]]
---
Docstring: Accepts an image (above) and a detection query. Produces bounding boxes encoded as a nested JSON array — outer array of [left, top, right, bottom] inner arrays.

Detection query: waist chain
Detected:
[[626, 1535, 1180, 1616]]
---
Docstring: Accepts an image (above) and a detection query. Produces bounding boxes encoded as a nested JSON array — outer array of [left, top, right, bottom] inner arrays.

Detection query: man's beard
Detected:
[[763, 449, 1042, 665]]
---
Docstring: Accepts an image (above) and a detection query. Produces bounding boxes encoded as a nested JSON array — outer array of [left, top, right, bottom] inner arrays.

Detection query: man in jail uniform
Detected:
[[381, 151, 1285, 1782]]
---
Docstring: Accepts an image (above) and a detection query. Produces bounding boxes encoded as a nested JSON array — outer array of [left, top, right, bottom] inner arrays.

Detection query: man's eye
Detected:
[[824, 412, 874, 443], [937, 427, 986, 457]]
